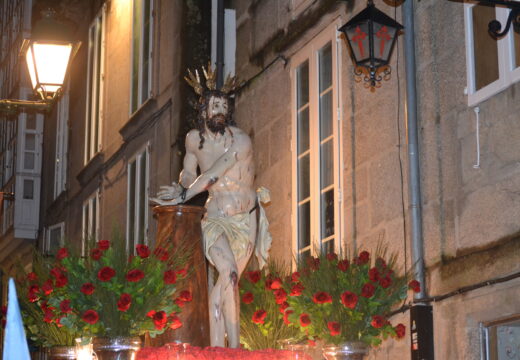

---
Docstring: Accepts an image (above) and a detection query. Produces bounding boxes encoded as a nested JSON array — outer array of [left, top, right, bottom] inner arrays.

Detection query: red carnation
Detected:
[[252, 309, 267, 324], [82, 310, 99, 324], [368, 267, 380, 282], [27, 272, 38, 281], [274, 288, 288, 304], [169, 314, 183, 330], [125, 269, 144, 282], [56, 247, 68, 260], [379, 276, 392, 289], [98, 240, 110, 250], [136, 244, 150, 258], [338, 259, 350, 272], [246, 271, 261, 284], [55, 273, 68, 288], [117, 293, 132, 312], [291, 271, 300, 282], [279, 301, 289, 314], [175, 267, 188, 278], [299, 313, 311, 327], [270, 278, 283, 290], [371, 315, 385, 329], [81, 283, 95, 295], [153, 247, 169, 261], [163, 270, 177, 285], [91, 248, 103, 260], [178, 290, 192, 302], [328, 321, 341, 336], [283, 310, 293, 325], [340, 291, 358, 309], [290, 283, 304, 296], [98, 266, 116, 282], [361, 283, 375, 298], [60, 300, 72, 314], [152, 311, 168, 330], [42, 280, 53, 296], [313, 291, 333, 304], [174, 298, 185, 308], [242, 292, 254, 304], [408, 280, 421, 293], [326, 253, 338, 261], [395, 323, 406, 338]]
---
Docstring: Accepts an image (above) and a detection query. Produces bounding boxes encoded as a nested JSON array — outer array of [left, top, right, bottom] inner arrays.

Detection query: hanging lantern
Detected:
[[21, 9, 80, 100], [339, 0, 403, 91]]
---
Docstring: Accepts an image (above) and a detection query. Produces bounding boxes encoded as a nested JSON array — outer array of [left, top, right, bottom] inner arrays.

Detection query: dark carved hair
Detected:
[[197, 90, 236, 149]]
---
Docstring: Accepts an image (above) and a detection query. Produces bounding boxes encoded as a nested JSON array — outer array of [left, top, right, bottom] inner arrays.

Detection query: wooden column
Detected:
[[152, 205, 209, 347]]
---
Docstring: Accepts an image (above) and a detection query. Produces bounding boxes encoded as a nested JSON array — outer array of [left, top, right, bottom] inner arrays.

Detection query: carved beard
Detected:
[[206, 114, 227, 134]]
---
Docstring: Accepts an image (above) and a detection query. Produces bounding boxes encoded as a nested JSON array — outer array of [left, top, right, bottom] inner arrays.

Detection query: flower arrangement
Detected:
[[282, 247, 419, 346], [239, 262, 302, 350], [22, 231, 192, 339]]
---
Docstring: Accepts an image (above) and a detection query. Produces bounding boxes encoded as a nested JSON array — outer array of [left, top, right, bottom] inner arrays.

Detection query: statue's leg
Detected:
[[208, 234, 238, 347]]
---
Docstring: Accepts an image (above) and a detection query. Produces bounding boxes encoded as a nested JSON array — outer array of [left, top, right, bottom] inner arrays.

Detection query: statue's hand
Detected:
[[156, 183, 184, 200]]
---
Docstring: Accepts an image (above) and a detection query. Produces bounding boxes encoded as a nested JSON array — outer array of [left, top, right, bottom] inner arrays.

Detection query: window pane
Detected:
[[320, 139, 333, 189], [473, 4, 499, 90], [128, 161, 136, 248], [297, 60, 309, 108], [25, 134, 35, 151], [322, 238, 335, 254], [320, 189, 334, 239], [297, 108, 309, 155], [49, 227, 62, 255], [514, 28, 520, 68], [26, 114, 36, 130], [319, 90, 332, 141], [24, 153, 35, 170], [141, 0, 151, 102], [23, 179, 33, 199], [132, 0, 142, 112], [319, 42, 332, 92], [92, 197, 97, 240], [299, 249, 311, 263], [138, 154, 147, 244], [298, 154, 310, 201], [298, 201, 310, 250], [94, 20, 102, 150]]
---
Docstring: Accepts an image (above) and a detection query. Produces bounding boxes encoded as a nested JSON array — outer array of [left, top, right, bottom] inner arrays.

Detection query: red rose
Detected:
[[270, 278, 283, 290], [278, 301, 289, 314], [42, 280, 53, 295], [273, 288, 288, 304], [125, 269, 144, 282], [327, 321, 341, 336], [27, 272, 38, 281], [55, 273, 68, 288], [50, 267, 62, 278], [174, 298, 185, 307], [28, 284, 39, 295], [312, 291, 332, 304], [242, 292, 254, 304], [56, 247, 68, 260], [408, 280, 421, 293], [379, 276, 392, 289], [163, 270, 177, 285], [246, 271, 261, 284], [376, 257, 387, 268], [252, 309, 267, 324], [43, 309, 54, 323], [340, 291, 358, 309], [283, 310, 293, 325], [117, 293, 132, 312], [290, 283, 304, 296], [395, 323, 406, 338], [147, 310, 156, 318], [81, 283, 95, 295], [291, 272, 300, 282], [354, 251, 370, 265], [338, 259, 350, 272], [91, 248, 103, 260], [368, 267, 380, 282], [326, 253, 338, 261], [307, 257, 320, 271], [98, 240, 110, 250], [153, 247, 169, 261], [299, 313, 311, 327], [152, 311, 168, 330], [82, 310, 99, 324], [136, 244, 150, 258], [361, 283, 375, 298], [98, 267, 116, 282], [60, 300, 72, 314], [264, 278, 274, 290], [178, 290, 192, 302], [28, 292, 38, 302], [169, 314, 183, 329], [371, 315, 385, 329], [1, 306, 7, 316], [175, 267, 188, 278]]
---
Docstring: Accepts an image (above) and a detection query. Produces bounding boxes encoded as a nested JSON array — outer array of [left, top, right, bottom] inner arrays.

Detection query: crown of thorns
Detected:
[[184, 63, 239, 96]]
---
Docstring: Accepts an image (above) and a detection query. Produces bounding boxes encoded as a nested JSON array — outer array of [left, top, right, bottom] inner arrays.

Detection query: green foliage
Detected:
[[239, 261, 302, 350]]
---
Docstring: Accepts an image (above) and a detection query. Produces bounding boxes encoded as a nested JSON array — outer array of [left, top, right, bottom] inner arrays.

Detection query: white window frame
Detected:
[[45, 222, 65, 255], [291, 21, 344, 264], [126, 144, 150, 253], [54, 84, 69, 199], [84, 6, 106, 163], [130, 0, 154, 114], [82, 190, 100, 256], [464, 2, 520, 106]]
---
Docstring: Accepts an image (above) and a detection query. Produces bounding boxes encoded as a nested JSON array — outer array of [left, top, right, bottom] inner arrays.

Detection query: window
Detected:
[[465, 2, 520, 106], [82, 190, 100, 256], [127, 145, 149, 253], [481, 315, 520, 360], [85, 7, 105, 163], [292, 23, 343, 262], [45, 223, 64, 256], [130, 0, 153, 114], [54, 85, 69, 199]]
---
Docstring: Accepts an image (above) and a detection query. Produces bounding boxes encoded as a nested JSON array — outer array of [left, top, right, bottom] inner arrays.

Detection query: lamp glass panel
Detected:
[[346, 21, 370, 63], [514, 27, 520, 69], [372, 22, 397, 64], [25, 47, 38, 89], [33, 42, 72, 88], [472, 4, 499, 90]]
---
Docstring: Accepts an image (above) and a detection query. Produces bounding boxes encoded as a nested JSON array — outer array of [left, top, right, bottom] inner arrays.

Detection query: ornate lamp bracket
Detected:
[[479, 0, 520, 38]]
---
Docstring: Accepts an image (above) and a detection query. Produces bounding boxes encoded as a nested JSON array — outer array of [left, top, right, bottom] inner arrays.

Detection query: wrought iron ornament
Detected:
[[479, 0, 520, 38]]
